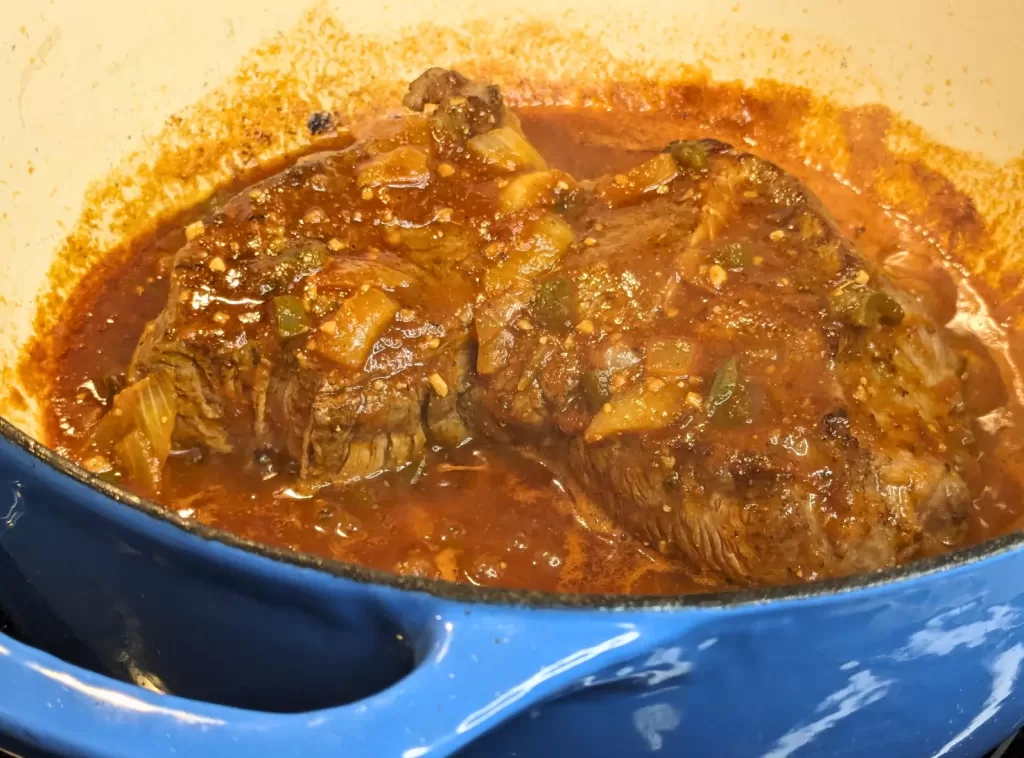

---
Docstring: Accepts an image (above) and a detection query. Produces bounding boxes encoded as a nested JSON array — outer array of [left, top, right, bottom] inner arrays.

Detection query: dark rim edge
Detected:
[[4, 416, 1023, 611]]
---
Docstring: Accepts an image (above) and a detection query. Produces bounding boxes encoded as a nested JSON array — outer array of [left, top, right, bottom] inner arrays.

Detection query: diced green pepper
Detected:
[[581, 369, 611, 413], [251, 241, 330, 296], [707, 356, 755, 427], [708, 357, 739, 408], [668, 140, 711, 172], [295, 243, 330, 276], [829, 287, 904, 327], [533, 277, 575, 330], [272, 295, 312, 338]]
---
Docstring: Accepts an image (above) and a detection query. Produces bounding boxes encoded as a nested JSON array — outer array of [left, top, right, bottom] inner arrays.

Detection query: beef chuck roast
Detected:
[[475, 139, 973, 584], [124, 69, 521, 487], [98, 73, 977, 586]]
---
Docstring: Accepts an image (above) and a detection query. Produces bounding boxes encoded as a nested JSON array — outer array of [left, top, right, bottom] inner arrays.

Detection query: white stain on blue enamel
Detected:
[[760, 670, 893, 758], [456, 630, 640, 735], [433, 621, 455, 663], [931, 644, 1024, 758], [896, 605, 1019, 660], [633, 703, 681, 751]]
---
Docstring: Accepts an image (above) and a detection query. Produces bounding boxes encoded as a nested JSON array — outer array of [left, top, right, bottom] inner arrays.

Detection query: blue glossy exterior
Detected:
[[2, 423, 1024, 757]]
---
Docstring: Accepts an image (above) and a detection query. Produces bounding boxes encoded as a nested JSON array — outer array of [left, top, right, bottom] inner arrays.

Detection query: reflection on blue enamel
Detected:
[[897, 605, 1021, 660], [456, 628, 641, 735], [581, 645, 692, 690], [26, 663, 226, 726], [434, 620, 455, 663], [761, 671, 892, 758], [933, 645, 1024, 758]]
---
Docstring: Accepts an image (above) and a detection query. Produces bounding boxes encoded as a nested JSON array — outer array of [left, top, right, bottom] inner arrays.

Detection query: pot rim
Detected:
[[4, 415, 1021, 610]]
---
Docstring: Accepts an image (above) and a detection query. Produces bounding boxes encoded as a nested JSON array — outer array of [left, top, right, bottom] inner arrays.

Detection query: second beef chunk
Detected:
[[104, 73, 976, 585], [475, 139, 973, 584]]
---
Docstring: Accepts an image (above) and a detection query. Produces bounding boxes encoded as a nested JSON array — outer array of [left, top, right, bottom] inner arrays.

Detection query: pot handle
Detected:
[[0, 603, 675, 757]]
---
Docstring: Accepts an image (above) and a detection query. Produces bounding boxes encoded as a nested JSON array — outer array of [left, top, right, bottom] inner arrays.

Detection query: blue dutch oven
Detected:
[[2, 418, 1024, 757]]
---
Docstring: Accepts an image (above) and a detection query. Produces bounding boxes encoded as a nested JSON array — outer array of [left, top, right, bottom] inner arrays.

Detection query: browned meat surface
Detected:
[[78, 71, 980, 586], [121, 69, 526, 488], [476, 139, 973, 583]]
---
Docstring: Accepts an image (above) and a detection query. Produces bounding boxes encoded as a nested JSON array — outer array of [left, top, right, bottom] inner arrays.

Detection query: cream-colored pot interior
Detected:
[[1, 0, 1022, 442]]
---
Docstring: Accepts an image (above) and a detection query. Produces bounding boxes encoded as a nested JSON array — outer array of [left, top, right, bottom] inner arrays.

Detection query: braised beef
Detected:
[[83, 71, 979, 585]]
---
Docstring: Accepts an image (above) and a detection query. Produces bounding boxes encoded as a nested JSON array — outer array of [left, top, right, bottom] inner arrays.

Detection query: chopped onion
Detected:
[[645, 338, 698, 377], [93, 375, 177, 461], [475, 290, 530, 375], [467, 127, 547, 172], [484, 213, 575, 294], [92, 374, 178, 488], [584, 383, 689, 442], [359, 113, 432, 156], [594, 153, 679, 208], [590, 339, 641, 373], [356, 145, 431, 188], [135, 374, 177, 462], [311, 289, 399, 368], [476, 301, 516, 347], [398, 224, 476, 269], [477, 328, 516, 376], [114, 430, 163, 490], [499, 170, 579, 213]]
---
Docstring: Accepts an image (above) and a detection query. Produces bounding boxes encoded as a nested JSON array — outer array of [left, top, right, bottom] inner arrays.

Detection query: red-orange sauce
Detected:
[[42, 105, 1024, 594]]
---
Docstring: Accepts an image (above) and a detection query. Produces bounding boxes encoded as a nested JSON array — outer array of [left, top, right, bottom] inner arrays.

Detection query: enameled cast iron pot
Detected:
[[2, 2, 1024, 756]]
